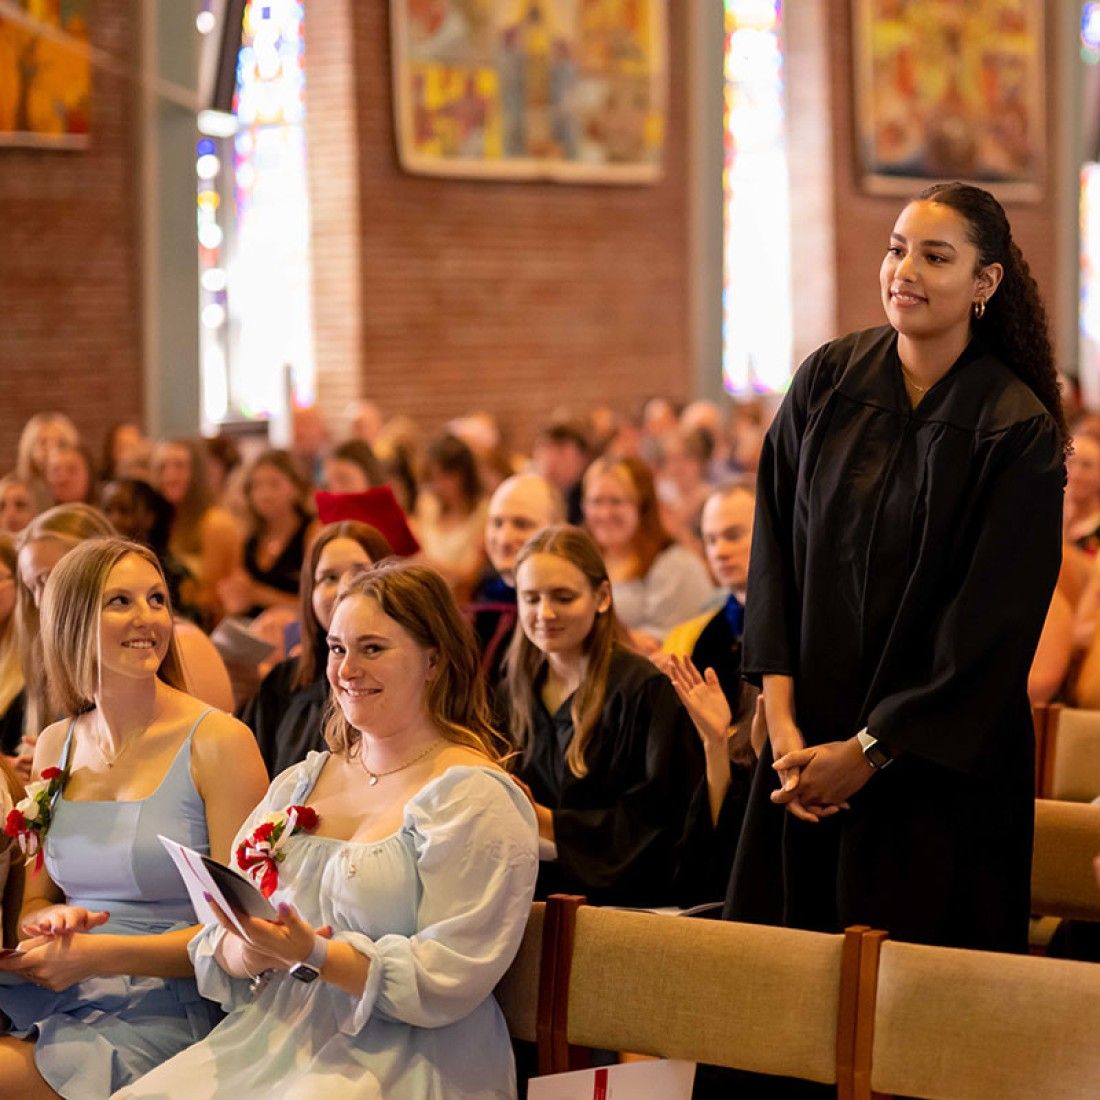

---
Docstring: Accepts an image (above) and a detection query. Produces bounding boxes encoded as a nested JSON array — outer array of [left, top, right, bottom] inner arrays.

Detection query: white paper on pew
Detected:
[[158, 834, 255, 943], [528, 1059, 695, 1099]]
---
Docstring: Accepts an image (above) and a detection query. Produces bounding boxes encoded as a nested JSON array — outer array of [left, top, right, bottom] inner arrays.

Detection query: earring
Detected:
[[973, 298, 986, 320]]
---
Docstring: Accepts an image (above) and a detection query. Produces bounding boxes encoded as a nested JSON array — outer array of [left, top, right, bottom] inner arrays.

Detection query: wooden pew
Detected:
[[852, 932, 1100, 1099], [1037, 705, 1100, 801], [495, 901, 556, 1076], [545, 895, 861, 1098]]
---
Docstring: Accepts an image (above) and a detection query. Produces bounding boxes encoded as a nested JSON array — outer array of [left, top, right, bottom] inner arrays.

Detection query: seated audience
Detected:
[[532, 419, 591, 525], [100, 421, 150, 482], [657, 426, 716, 548], [344, 398, 384, 445], [0, 535, 24, 764], [220, 449, 318, 619], [322, 439, 385, 494], [502, 526, 719, 906], [201, 436, 243, 515], [241, 520, 392, 778], [152, 439, 242, 626], [661, 483, 754, 710], [16, 412, 80, 513], [468, 473, 563, 690], [44, 444, 97, 506], [0, 538, 267, 1098], [1065, 427, 1100, 554], [583, 456, 718, 652], [414, 433, 488, 599], [116, 562, 538, 1100], [0, 476, 34, 535]]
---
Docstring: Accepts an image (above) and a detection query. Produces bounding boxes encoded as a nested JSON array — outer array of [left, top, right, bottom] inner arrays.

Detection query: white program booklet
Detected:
[[158, 834, 277, 943], [529, 1060, 695, 1100]]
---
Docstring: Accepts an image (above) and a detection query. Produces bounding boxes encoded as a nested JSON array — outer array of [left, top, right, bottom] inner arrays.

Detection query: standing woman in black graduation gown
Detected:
[[728, 183, 1067, 953]]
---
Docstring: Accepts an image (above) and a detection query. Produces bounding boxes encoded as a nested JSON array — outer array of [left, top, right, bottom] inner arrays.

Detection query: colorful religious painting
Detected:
[[390, 0, 667, 183], [852, 0, 1045, 200], [0, 0, 91, 148]]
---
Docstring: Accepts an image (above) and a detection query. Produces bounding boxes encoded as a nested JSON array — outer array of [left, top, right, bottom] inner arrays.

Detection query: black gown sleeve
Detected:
[[868, 414, 1064, 773], [741, 347, 826, 682], [238, 658, 297, 778], [552, 675, 707, 907]]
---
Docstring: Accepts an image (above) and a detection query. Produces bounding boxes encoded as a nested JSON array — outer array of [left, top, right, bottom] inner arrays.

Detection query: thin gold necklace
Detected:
[[899, 363, 929, 394], [88, 708, 157, 770], [361, 741, 441, 787]]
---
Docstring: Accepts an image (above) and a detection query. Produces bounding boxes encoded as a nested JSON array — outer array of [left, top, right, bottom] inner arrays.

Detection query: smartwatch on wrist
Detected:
[[289, 935, 329, 984], [856, 729, 894, 771]]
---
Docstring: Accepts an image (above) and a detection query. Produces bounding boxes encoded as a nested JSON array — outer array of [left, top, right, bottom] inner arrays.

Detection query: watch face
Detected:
[[289, 963, 320, 984]]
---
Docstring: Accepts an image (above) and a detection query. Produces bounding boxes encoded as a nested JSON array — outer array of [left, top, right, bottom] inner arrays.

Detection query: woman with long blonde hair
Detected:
[[0, 538, 267, 1099], [503, 525, 716, 906], [116, 561, 538, 1100]]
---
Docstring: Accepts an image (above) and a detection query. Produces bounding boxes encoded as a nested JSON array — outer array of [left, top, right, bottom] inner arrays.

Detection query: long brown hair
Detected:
[[583, 455, 673, 579], [504, 525, 627, 779], [154, 439, 213, 556], [243, 448, 314, 538], [321, 561, 506, 761], [294, 521, 393, 691]]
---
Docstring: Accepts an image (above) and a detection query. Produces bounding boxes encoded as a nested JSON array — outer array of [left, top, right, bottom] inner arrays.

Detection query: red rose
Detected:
[[291, 805, 319, 831], [252, 821, 276, 842], [4, 809, 26, 837], [40, 767, 62, 781], [258, 862, 279, 898]]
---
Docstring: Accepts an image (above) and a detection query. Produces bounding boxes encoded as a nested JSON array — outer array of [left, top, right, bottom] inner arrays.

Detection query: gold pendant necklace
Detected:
[[362, 741, 441, 787], [900, 363, 929, 394]]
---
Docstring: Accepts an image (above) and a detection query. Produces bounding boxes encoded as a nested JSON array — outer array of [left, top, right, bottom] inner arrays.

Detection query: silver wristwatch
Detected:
[[856, 729, 894, 771], [289, 935, 329, 984]]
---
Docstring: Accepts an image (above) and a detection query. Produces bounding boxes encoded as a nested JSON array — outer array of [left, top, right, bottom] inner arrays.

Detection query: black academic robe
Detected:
[[727, 326, 1063, 953], [239, 658, 328, 780], [511, 646, 718, 907], [466, 569, 519, 694]]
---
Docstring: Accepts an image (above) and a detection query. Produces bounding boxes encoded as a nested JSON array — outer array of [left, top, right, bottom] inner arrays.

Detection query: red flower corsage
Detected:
[[4, 766, 67, 872], [235, 804, 320, 898]]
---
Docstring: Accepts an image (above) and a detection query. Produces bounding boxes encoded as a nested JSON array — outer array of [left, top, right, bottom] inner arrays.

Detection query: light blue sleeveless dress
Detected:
[[0, 710, 224, 1098], [114, 756, 540, 1100]]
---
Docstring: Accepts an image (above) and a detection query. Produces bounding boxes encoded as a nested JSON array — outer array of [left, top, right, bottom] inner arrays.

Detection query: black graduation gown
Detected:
[[727, 326, 1063, 953], [239, 658, 328, 779], [466, 568, 519, 694], [511, 646, 719, 907]]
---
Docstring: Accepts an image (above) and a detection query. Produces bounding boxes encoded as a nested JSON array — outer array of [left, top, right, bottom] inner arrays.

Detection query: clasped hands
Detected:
[[768, 720, 874, 824], [0, 904, 110, 991]]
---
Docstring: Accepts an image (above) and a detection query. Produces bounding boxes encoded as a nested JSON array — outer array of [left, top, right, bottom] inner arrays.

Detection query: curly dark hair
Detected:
[[916, 182, 1069, 453]]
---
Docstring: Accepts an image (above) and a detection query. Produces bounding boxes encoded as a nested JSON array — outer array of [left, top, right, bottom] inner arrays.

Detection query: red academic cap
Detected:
[[314, 487, 420, 557]]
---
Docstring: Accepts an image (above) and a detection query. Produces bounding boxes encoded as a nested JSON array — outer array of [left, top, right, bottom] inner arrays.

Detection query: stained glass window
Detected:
[[722, 0, 793, 395]]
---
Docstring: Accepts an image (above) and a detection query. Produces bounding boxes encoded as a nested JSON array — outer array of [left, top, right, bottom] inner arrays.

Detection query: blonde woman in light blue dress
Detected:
[[116, 561, 539, 1100]]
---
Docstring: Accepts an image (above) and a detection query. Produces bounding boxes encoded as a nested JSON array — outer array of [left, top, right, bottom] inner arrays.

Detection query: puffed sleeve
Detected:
[[187, 754, 325, 1009], [329, 767, 538, 1035], [867, 414, 1064, 772]]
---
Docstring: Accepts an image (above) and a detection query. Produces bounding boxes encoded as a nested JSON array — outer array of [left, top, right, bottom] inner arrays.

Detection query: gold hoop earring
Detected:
[[973, 298, 986, 320]]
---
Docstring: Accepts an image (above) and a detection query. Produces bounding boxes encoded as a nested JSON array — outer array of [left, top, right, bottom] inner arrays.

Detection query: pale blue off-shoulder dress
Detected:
[[0, 711, 223, 1098], [114, 755, 540, 1100]]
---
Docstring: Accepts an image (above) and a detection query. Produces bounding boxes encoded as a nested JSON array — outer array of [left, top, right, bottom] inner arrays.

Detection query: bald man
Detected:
[[468, 473, 564, 689]]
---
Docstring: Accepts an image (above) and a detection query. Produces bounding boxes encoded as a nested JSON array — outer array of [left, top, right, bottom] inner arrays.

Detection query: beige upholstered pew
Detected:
[[853, 932, 1100, 1100], [546, 896, 862, 1097], [1032, 798, 1100, 922], [1037, 705, 1100, 801]]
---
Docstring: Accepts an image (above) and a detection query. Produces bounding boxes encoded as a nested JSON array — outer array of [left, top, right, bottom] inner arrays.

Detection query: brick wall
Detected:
[[306, 3, 692, 451], [0, 1, 143, 472]]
